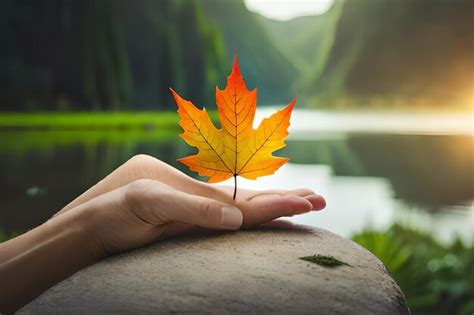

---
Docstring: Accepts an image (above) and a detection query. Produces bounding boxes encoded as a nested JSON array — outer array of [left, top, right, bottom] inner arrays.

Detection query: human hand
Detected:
[[0, 155, 325, 313], [56, 155, 326, 255]]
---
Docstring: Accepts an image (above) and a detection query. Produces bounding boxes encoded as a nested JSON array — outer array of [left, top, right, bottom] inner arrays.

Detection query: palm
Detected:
[[58, 155, 325, 229]]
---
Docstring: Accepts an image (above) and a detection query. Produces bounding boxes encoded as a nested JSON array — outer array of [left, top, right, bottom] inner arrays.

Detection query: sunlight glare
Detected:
[[244, 0, 334, 21]]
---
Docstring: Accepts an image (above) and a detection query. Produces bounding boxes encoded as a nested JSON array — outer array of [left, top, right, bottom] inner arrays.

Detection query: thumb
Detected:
[[161, 189, 243, 230]]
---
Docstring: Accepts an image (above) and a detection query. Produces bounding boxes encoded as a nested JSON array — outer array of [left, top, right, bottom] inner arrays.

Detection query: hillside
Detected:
[[256, 1, 343, 80], [198, 0, 298, 105], [309, 0, 474, 107], [2, 0, 471, 110]]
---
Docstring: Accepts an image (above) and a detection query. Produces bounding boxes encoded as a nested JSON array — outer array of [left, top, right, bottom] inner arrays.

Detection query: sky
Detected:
[[244, 0, 335, 21]]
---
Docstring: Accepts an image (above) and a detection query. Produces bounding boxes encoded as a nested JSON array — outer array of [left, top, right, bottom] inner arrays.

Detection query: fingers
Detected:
[[239, 194, 312, 227], [166, 192, 243, 230], [125, 179, 243, 231], [237, 191, 326, 228], [248, 188, 315, 199], [304, 193, 326, 210], [56, 150, 326, 232], [249, 188, 326, 210], [232, 186, 325, 212], [214, 186, 322, 204], [125, 179, 326, 230]]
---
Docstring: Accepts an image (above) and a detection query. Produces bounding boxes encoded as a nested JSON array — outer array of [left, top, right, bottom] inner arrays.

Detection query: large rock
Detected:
[[21, 224, 409, 314]]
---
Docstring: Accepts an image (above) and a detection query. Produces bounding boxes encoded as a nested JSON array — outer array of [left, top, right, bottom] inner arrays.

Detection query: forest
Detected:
[[1, 0, 472, 111]]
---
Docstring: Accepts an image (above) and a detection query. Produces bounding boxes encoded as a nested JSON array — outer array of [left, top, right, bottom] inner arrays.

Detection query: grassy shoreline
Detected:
[[0, 112, 181, 130], [0, 111, 221, 153]]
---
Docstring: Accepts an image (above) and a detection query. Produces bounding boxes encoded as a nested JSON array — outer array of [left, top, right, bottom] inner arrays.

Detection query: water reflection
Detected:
[[226, 163, 473, 244], [225, 164, 397, 238], [0, 129, 472, 244], [257, 109, 474, 136], [284, 134, 474, 209]]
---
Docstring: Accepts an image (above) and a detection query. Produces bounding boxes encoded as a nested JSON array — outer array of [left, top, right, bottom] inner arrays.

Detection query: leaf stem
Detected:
[[233, 175, 237, 200]]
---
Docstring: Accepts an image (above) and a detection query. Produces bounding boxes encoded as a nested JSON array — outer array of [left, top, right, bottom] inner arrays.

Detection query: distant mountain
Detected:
[[256, 1, 343, 80], [3, 0, 470, 111], [198, 0, 299, 105], [309, 0, 474, 107]]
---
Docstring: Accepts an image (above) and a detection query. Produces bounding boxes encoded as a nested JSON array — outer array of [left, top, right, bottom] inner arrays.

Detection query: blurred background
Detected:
[[0, 0, 473, 313]]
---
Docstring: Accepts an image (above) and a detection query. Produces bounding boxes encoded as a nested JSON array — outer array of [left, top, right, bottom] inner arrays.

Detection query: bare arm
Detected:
[[0, 156, 325, 313], [0, 206, 100, 313]]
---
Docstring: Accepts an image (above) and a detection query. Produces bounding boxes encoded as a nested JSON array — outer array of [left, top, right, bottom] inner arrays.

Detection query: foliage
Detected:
[[173, 57, 294, 199], [300, 255, 350, 267], [0, 0, 227, 111], [0, 230, 6, 243], [0, 230, 18, 243], [352, 224, 474, 315], [2, 0, 472, 110]]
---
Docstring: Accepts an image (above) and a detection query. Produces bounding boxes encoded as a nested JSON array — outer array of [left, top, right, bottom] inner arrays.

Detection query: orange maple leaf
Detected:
[[170, 55, 296, 199]]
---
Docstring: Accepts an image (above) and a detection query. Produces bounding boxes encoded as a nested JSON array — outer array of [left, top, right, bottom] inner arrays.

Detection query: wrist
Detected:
[[64, 203, 110, 261], [72, 188, 133, 258], [0, 204, 104, 312], [40, 205, 107, 264]]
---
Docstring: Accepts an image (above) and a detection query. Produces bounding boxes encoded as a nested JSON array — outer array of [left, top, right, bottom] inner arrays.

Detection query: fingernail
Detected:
[[305, 194, 327, 211], [221, 206, 243, 229], [314, 194, 326, 210]]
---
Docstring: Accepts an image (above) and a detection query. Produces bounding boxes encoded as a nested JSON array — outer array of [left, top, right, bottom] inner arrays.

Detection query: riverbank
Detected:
[[0, 112, 180, 130]]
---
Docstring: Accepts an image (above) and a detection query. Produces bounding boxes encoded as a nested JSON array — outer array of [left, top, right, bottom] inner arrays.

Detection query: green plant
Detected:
[[0, 230, 18, 243], [0, 230, 6, 243], [352, 224, 474, 315]]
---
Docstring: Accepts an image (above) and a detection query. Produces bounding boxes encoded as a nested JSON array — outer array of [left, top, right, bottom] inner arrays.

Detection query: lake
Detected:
[[1, 110, 472, 244]]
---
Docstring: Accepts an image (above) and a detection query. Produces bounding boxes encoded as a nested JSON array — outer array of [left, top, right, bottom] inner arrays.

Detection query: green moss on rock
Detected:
[[300, 255, 350, 267]]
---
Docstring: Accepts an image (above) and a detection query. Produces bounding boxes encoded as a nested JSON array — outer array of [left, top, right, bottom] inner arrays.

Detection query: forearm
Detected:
[[0, 208, 102, 314]]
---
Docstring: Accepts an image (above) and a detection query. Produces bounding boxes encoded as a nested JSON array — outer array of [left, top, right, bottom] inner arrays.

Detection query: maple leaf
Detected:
[[170, 55, 295, 199]]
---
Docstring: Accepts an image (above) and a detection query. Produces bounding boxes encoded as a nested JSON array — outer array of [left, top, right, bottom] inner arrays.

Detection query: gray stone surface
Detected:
[[21, 224, 409, 314]]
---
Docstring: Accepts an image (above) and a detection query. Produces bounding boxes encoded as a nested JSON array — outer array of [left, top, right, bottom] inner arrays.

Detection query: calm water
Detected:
[[1, 110, 473, 243]]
